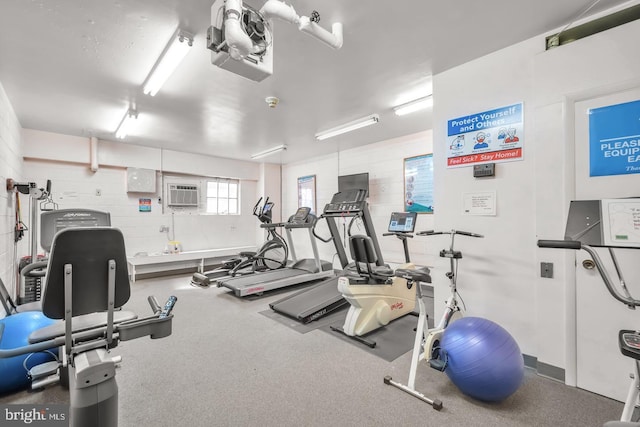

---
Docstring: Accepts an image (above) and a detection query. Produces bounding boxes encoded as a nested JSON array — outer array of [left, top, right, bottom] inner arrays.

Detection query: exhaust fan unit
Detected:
[[207, 0, 273, 82]]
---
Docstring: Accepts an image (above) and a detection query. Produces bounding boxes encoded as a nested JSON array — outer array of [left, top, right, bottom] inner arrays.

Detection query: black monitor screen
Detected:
[[40, 209, 111, 252], [388, 212, 417, 233], [338, 173, 369, 195]]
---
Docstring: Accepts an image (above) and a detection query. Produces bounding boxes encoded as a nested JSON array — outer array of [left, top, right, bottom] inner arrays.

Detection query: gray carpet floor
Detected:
[[0, 274, 625, 426]]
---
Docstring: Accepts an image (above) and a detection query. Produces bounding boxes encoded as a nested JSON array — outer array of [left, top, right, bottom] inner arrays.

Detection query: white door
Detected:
[[573, 87, 640, 401]]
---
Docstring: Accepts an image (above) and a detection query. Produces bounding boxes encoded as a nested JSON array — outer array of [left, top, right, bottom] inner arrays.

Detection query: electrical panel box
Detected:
[[473, 163, 495, 178], [127, 168, 157, 193]]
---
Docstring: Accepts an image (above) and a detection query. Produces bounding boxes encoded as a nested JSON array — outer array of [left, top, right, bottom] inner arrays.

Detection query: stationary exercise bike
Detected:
[[333, 212, 428, 348], [538, 239, 640, 423], [0, 227, 176, 426], [190, 196, 288, 287], [384, 229, 483, 410]]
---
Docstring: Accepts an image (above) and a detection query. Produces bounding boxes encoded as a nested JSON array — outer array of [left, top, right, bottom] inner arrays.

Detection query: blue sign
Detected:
[[447, 103, 523, 136], [446, 103, 524, 167], [589, 99, 640, 177]]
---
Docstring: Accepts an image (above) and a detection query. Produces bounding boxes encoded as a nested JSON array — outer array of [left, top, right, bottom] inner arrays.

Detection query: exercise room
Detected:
[[1, 1, 639, 426]]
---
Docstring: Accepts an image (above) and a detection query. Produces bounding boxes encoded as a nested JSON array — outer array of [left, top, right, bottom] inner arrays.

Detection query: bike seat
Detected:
[[620, 330, 640, 361], [394, 267, 432, 283]]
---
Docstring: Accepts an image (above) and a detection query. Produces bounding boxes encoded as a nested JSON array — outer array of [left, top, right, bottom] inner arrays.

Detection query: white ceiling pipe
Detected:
[[299, 19, 343, 49], [259, 0, 300, 25], [90, 136, 99, 172], [260, 0, 343, 49], [224, 0, 253, 59]]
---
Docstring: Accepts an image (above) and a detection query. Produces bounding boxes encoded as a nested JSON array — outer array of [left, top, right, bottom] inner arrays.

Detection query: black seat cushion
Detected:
[[42, 227, 131, 319]]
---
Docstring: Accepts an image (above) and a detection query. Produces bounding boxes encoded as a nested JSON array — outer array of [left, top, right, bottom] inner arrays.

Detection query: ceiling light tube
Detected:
[[143, 30, 193, 96], [251, 144, 287, 159], [315, 114, 380, 141], [115, 109, 138, 139], [393, 95, 433, 116]]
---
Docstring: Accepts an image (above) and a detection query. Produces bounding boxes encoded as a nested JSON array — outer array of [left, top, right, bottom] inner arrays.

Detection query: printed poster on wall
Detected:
[[139, 198, 151, 212], [404, 154, 434, 213], [589, 99, 640, 177], [447, 102, 524, 167], [297, 175, 316, 214]]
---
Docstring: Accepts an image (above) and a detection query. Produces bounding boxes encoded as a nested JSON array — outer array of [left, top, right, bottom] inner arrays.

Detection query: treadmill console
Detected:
[[324, 189, 368, 214], [289, 207, 311, 224]]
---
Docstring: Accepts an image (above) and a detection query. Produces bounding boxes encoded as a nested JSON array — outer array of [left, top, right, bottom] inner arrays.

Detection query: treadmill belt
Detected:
[[219, 268, 302, 288], [269, 277, 346, 323]]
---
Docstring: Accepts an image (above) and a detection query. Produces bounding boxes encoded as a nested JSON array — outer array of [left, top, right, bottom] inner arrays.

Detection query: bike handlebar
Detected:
[[417, 229, 484, 238], [538, 239, 640, 308], [537, 239, 582, 250], [382, 232, 413, 238]]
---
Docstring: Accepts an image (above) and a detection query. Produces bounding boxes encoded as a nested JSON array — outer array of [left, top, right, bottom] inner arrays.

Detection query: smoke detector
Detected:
[[265, 96, 279, 108]]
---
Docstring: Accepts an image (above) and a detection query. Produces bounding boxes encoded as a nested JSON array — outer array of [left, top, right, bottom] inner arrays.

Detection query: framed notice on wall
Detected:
[[589, 99, 640, 177], [446, 102, 524, 167], [297, 175, 316, 214], [404, 154, 434, 213]]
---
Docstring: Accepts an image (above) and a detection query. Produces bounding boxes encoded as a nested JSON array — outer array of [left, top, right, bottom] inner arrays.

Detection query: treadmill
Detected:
[[269, 188, 385, 323], [216, 207, 334, 297]]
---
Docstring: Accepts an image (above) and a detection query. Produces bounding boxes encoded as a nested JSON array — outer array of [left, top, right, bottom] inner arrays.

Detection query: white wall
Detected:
[[433, 37, 538, 357], [282, 131, 434, 269], [21, 129, 265, 257], [432, 6, 640, 373], [0, 81, 23, 310]]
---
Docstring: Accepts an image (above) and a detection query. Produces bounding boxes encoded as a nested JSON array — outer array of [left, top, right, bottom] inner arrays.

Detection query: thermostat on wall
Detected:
[[473, 163, 495, 178]]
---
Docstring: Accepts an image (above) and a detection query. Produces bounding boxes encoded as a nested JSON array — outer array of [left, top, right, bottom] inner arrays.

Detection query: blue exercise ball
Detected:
[[441, 316, 524, 402], [0, 311, 57, 394]]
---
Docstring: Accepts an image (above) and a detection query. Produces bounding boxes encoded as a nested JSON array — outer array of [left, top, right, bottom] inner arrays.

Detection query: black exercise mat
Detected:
[[259, 306, 347, 334], [321, 313, 419, 362]]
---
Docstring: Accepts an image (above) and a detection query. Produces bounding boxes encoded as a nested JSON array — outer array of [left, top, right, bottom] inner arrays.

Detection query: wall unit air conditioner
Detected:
[[167, 184, 199, 207]]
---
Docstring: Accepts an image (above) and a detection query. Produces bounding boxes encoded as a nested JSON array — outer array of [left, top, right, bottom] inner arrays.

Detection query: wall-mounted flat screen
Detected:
[[338, 173, 369, 196]]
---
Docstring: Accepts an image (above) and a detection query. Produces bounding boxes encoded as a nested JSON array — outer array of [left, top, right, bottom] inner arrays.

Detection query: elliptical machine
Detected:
[[190, 197, 288, 287]]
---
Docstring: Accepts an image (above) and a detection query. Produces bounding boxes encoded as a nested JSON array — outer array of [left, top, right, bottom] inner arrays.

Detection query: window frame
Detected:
[[206, 178, 240, 215]]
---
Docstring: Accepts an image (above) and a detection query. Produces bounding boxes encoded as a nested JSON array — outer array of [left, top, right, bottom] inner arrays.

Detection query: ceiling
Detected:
[[0, 0, 630, 165]]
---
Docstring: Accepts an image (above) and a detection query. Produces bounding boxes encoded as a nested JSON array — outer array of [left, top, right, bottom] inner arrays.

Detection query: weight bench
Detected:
[[0, 227, 176, 427]]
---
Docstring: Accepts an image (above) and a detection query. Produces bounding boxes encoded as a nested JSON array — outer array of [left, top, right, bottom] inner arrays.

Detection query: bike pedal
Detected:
[[429, 359, 447, 372]]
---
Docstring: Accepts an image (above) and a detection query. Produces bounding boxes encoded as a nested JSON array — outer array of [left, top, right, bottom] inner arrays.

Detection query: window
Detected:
[[206, 179, 239, 214]]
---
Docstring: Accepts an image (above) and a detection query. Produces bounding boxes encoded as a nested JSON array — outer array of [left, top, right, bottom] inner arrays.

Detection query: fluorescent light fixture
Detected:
[[251, 144, 287, 160], [115, 109, 138, 139], [315, 114, 380, 141], [393, 95, 433, 116], [143, 30, 193, 96]]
